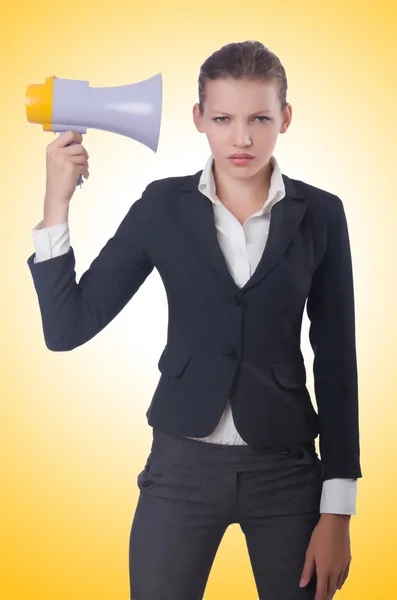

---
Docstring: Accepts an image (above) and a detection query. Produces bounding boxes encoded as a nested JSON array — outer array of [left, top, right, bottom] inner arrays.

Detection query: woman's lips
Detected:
[[228, 157, 255, 165]]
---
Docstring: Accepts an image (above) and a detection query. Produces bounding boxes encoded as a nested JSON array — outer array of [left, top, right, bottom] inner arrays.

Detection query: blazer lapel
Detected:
[[175, 170, 307, 293]]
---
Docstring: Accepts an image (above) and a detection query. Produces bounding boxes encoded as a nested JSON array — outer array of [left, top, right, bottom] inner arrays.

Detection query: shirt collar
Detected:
[[198, 154, 286, 214]]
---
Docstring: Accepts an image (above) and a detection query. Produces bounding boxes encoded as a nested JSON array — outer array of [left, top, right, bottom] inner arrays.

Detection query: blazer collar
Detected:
[[175, 169, 307, 294]]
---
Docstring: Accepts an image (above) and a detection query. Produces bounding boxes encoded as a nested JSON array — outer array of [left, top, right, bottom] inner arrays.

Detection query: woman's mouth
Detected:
[[228, 156, 255, 165]]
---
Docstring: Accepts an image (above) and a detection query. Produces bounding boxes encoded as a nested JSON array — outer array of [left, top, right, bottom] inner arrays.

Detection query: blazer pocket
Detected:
[[271, 359, 306, 389], [158, 344, 192, 378]]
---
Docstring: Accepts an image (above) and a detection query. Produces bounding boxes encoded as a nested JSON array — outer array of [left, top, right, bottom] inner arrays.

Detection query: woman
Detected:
[[28, 40, 362, 600]]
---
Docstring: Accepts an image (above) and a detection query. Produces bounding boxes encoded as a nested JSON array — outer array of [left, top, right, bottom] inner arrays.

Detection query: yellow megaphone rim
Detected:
[[25, 75, 55, 130]]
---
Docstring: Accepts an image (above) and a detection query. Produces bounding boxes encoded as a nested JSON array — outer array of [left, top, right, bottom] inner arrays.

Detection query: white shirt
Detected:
[[31, 153, 357, 514]]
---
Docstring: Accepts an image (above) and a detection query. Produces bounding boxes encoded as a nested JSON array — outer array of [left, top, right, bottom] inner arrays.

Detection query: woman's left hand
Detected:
[[299, 513, 352, 600]]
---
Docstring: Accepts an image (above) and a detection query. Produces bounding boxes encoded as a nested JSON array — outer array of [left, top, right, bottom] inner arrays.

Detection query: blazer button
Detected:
[[234, 295, 243, 306], [226, 349, 239, 358]]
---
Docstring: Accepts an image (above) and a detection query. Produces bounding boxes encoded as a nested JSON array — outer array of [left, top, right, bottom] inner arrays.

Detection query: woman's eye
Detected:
[[213, 116, 270, 123]]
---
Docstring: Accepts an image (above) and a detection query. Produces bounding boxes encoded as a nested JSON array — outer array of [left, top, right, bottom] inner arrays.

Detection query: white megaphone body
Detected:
[[24, 73, 162, 186]]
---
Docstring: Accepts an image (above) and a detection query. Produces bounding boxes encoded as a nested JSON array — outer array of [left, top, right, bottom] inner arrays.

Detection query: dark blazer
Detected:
[[27, 169, 362, 482]]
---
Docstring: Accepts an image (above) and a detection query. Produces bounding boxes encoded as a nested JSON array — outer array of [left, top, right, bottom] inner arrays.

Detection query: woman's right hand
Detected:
[[44, 130, 90, 207]]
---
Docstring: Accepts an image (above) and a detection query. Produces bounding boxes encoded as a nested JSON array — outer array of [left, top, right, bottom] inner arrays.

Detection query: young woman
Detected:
[[28, 40, 362, 600]]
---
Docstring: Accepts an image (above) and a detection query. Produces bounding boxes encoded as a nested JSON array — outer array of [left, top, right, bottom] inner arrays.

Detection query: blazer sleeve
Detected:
[[306, 195, 362, 481], [27, 182, 155, 352]]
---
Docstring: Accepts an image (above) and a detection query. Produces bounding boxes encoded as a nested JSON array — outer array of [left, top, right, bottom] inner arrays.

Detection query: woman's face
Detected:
[[193, 77, 292, 179]]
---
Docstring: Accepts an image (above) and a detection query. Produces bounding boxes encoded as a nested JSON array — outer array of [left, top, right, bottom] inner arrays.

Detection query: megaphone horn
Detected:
[[24, 73, 163, 186]]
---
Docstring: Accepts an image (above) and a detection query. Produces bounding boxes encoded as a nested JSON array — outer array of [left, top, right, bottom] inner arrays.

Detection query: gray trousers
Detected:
[[129, 427, 324, 600]]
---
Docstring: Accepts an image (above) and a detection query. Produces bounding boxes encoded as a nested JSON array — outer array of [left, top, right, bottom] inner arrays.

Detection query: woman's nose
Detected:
[[232, 127, 251, 146]]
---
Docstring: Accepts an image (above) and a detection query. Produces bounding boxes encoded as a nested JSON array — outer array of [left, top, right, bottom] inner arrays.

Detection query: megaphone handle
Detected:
[[66, 141, 83, 188]]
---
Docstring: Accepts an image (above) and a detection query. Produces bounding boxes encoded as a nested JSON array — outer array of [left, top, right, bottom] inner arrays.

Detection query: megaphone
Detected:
[[24, 73, 162, 186]]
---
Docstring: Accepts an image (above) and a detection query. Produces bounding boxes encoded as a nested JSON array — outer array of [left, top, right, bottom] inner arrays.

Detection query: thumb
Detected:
[[299, 554, 315, 587]]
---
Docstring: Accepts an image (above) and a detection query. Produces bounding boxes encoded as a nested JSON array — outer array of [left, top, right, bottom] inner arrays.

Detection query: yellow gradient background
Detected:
[[2, 0, 396, 598]]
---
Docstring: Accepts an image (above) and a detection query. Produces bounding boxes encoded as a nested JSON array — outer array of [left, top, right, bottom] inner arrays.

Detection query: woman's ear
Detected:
[[279, 104, 292, 134], [192, 103, 203, 133]]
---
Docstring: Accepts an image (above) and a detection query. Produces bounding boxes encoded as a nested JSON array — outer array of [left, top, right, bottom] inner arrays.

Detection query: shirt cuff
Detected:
[[320, 478, 357, 515], [32, 219, 70, 263]]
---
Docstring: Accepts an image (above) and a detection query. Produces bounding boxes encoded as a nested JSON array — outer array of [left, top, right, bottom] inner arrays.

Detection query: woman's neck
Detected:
[[212, 159, 273, 215]]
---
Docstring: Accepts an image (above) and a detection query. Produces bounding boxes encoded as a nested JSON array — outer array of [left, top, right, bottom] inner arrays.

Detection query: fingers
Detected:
[[51, 129, 83, 149], [46, 130, 89, 161], [327, 572, 339, 598], [63, 143, 89, 159], [315, 568, 348, 600], [337, 561, 350, 589], [47, 131, 89, 158], [69, 155, 89, 179], [69, 154, 89, 166], [299, 553, 315, 587], [314, 572, 328, 600]]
